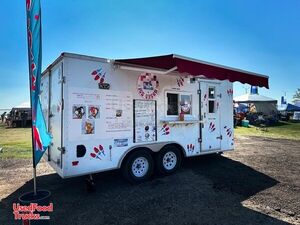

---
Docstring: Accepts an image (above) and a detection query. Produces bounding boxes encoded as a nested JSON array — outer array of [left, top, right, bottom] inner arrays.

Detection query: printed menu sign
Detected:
[[134, 100, 157, 143], [68, 88, 133, 140], [104, 92, 133, 137]]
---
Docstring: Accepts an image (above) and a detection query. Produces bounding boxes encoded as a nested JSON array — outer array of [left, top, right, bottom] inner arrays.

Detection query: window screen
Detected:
[[167, 93, 179, 115]]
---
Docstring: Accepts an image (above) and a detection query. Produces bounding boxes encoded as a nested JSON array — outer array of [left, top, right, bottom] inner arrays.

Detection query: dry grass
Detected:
[[0, 122, 32, 158], [234, 121, 300, 140]]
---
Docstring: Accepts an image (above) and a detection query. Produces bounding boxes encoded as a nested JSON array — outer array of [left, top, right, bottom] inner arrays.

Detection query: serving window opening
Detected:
[[167, 92, 192, 116], [167, 93, 179, 115]]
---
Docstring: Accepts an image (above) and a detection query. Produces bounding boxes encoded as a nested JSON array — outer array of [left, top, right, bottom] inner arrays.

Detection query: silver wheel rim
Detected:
[[163, 151, 177, 170], [131, 157, 149, 177]]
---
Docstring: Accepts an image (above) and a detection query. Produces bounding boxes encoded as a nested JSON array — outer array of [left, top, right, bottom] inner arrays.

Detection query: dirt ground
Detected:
[[0, 135, 299, 225]]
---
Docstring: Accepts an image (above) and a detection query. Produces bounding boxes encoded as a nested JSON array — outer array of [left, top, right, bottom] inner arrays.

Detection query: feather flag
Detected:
[[26, 0, 52, 166]]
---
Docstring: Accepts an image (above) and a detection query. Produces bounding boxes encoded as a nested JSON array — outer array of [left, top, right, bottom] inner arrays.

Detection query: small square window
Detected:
[[209, 100, 215, 113], [209, 87, 215, 99], [167, 93, 179, 115]]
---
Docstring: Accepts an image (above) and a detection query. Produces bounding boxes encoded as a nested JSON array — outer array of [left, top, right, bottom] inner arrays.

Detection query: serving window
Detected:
[[167, 93, 179, 115], [166, 92, 192, 116]]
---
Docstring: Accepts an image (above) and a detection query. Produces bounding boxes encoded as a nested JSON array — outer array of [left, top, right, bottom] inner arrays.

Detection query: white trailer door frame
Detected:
[[49, 63, 64, 168], [201, 82, 221, 151]]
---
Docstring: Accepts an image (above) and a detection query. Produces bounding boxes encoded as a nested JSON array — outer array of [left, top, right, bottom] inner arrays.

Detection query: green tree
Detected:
[[293, 88, 300, 103]]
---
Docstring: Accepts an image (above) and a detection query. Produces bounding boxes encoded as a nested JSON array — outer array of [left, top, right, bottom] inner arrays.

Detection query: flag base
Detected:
[[19, 190, 51, 225]]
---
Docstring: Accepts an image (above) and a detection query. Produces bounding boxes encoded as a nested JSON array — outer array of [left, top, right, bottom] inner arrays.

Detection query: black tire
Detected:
[[156, 145, 182, 175], [122, 149, 154, 184]]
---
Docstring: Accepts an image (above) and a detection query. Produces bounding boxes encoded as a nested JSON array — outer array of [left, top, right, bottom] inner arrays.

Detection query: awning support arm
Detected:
[[118, 65, 178, 75]]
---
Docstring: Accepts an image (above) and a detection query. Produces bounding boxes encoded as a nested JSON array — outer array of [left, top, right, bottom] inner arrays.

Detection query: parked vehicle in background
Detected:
[[278, 103, 300, 122], [6, 102, 31, 128], [278, 110, 293, 121], [292, 111, 300, 121]]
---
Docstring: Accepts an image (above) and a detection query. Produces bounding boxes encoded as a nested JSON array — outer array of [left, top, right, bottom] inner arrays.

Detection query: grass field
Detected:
[[0, 121, 299, 159], [0, 123, 32, 159], [234, 121, 300, 140]]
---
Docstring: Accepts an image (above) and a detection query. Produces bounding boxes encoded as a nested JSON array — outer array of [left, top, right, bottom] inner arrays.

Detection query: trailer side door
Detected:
[[49, 64, 63, 168], [201, 83, 221, 151]]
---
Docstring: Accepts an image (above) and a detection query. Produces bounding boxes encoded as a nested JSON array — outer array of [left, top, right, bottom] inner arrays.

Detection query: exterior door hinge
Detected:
[[59, 76, 66, 84], [58, 147, 66, 154]]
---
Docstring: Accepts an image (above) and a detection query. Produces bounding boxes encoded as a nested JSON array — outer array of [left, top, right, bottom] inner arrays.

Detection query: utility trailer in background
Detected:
[[40, 53, 269, 183]]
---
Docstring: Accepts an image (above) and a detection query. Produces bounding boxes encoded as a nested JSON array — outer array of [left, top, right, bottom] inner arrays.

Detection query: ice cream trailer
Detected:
[[40, 53, 269, 183]]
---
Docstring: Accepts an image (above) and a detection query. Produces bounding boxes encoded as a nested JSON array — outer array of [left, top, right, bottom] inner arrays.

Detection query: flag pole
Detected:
[[26, 0, 37, 196], [27, 58, 37, 196], [33, 167, 37, 195]]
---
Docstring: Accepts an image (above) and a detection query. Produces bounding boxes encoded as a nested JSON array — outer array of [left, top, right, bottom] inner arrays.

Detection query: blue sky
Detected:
[[0, 0, 299, 110]]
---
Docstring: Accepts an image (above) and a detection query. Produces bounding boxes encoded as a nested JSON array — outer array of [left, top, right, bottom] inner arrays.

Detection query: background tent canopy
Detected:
[[234, 93, 277, 103], [14, 102, 30, 109], [278, 103, 300, 112], [115, 54, 269, 88], [234, 94, 277, 115]]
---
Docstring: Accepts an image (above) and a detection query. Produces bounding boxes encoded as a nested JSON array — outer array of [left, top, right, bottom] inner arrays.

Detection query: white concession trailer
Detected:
[[40, 53, 269, 183]]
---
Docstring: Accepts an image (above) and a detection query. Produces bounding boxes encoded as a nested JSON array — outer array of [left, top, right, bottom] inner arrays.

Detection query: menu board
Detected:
[[134, 100, 157, 143], [104, 92, 133, 136], [68, 88, 133, 141]]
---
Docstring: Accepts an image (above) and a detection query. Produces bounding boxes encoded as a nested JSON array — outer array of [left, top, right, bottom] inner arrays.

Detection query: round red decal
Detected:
[[137, 73, 159, 99]]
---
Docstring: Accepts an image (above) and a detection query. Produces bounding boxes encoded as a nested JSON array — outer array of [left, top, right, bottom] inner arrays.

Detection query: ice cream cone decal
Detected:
[[159, 123, 168, 132], [90, 144, 106, 160], [159, 123, 170, 136], [99, 145, 105, 156], [209, 122, 216, 133], [91, 67, 106, 84], [224, 126, 232, 137], [227, 89, 233, 96], [176, 76, 184, 87], [187, 144, 195, 152]]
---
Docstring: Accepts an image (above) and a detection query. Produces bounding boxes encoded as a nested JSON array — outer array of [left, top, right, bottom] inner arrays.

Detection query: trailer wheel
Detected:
[[156, 145, 181, 175], [122, 150, 154, 183]]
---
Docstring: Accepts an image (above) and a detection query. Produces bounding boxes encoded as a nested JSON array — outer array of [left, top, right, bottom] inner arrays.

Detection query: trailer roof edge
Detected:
[[42, 52, 110, 76]]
